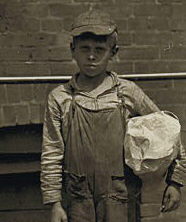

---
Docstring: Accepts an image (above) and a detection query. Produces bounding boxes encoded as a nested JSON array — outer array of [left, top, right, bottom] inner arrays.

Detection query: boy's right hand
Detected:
[[51, 202, 68, 222]]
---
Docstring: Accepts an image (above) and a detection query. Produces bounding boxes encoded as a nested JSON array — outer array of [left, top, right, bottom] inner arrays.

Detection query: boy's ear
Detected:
[[70, 42, 75, 52], [111, 45, 119, 57], [70, 42, 75, 59]]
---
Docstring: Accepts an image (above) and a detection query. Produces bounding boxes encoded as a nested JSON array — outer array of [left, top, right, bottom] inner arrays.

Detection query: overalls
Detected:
[[63, 86, 138, 222]]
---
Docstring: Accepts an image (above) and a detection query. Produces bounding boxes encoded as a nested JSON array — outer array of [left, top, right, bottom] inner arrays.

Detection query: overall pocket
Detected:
[[110, 175, 128, 203], [64, 172, 88, 199]]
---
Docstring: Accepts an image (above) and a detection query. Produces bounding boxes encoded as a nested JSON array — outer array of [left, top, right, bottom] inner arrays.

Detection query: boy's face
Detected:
[[72, 37, 113, 78]]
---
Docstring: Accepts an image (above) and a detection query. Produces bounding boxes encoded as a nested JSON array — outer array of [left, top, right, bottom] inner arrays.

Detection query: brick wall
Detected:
[[0, 0, 186, 127], [0, 0, 186, 221]]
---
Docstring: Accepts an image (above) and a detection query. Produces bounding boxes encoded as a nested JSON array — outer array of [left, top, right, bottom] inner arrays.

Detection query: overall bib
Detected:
[[63, 89, 130, 222]]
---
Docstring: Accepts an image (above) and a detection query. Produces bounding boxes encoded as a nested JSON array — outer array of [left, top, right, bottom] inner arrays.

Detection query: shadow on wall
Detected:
[[0, 124, 50, 222]]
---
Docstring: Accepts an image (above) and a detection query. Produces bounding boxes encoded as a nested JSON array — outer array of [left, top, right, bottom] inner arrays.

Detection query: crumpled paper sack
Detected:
[[124, 111, 181, 176]]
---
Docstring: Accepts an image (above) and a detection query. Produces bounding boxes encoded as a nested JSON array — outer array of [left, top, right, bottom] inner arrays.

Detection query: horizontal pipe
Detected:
[[0, 72, 186, 84]]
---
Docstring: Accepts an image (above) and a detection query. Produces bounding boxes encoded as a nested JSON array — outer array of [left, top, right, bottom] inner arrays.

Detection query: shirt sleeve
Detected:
[[40, 92, 64, 204], [123, 81, 160, 116], [166, 137, 186, 186]]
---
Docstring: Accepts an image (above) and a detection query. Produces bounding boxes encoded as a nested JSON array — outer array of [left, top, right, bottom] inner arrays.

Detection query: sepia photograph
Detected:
[[0, 0, 186, 221]]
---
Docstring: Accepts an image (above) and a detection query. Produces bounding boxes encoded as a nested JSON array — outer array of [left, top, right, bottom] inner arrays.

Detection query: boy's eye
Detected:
[[95, 47, 106, 53], [79, 46, 90, 52]]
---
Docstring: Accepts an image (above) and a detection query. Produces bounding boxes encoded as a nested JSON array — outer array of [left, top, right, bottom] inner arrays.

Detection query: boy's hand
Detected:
[[51, 202, 68, 222], [161, 184, 181, 213]]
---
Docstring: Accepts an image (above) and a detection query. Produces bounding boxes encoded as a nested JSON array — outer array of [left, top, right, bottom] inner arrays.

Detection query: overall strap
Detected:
[[116, 84, 128, 160], [69, 85, 76, 118], [116, 83, 127, 125]]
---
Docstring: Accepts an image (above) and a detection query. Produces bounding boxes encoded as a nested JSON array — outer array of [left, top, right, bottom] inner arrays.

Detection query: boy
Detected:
[[41, 10, 186, 222]]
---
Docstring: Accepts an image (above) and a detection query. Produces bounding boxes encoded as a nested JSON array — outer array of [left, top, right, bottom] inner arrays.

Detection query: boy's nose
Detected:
[[88, 54, 96, 61]]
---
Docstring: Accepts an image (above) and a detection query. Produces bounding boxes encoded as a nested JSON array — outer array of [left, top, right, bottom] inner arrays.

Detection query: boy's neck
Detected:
[[77, 72, 108, 92]]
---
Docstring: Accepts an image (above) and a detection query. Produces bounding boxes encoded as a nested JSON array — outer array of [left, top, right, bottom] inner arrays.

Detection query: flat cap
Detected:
[[71, 10, 117, 36]]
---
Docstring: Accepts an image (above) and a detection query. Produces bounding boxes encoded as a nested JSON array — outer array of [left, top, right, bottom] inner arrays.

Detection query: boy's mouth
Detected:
[[86, 64, 97, 68]]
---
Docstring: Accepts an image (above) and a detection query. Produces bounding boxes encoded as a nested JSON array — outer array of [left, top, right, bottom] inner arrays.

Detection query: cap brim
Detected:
[[71, 25, 116, 36]]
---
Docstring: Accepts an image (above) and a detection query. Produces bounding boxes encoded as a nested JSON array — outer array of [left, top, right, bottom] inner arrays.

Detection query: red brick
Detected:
[[6, 85, 21, 103], [115, 19, 127, 31], [146, 89, 186, 105], [0, 34, 15, 48], [41, 19, 64, 32], [23, 3, 49, 18], [56, 31, 71, 46], [40, 103, 46, 122], [118, 32, 133, 46], [168, 61, 186, 73], [20, 84, 34, 102], [0, 3, 6, 17], [30, 103, 41, 124], [0, 85, 7, 105], [2, 3, 23, 18], [48, 47, 72, 61], [63, 16, 74, 32], [3, 105, 16, 126], [172, 4, 186, 18], [15, 104, 30, 125], [49, 4, 88, 18], [14, 0, 39, 2], [22, 33, 57, 47], [134, 32, 171, 46], [170, 19, 186, 31], [0, 48, 33, 61], [128, 18, 151, 31], [172, 31, 186, 46], [161, 47, 186, 59], [8, 17, 40, 32], [0, 62, 7, 75], [111, 62, 133, 74], [119, 47, 159, 60], [0, 17, 9, 33], [160, 104, 186, 122], [39, 0, 70, 2], [134, 61, 170, 73], [137, 79, 173, 91], [6, 63, 51, 76], [127, 0, 155, 3], [104, 4, 132, 19], [50, 62, 78, 75], [157, 0, 183, 3], [134, 4, 172, 17], [29, 48, 47, 61], [149, 18, 170, 31], [33, 84, 49, 102], [0, 33, 57, 48], [75, 0, 107, 2], [31, 47, 72, 61]]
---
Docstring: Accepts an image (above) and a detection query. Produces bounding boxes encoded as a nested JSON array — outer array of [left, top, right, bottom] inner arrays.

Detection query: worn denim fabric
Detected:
[[41, 71, 185, 206]]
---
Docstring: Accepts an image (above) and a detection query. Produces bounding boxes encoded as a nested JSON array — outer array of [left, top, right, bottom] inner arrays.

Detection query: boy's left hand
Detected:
[[161, 184, 181, 212]]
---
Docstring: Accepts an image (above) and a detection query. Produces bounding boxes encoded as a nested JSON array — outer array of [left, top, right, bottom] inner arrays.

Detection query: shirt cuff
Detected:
[[42, 190, 62, 205]]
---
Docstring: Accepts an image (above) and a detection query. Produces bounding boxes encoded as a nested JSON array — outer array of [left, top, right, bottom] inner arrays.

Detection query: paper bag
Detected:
[[124, 111, 181, 176]]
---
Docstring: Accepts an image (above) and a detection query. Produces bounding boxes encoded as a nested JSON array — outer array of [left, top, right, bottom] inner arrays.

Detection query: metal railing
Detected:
[[0, 72, 186, 84]]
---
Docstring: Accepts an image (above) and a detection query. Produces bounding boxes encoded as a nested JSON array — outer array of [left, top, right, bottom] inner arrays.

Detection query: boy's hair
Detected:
[[71, 31, 118, 50]]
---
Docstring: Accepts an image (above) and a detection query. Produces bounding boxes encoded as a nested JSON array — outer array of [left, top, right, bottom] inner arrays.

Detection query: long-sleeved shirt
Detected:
[[41, 71, 186, 204]]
